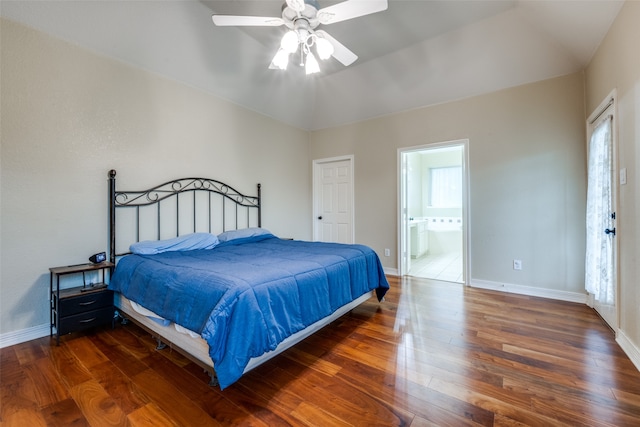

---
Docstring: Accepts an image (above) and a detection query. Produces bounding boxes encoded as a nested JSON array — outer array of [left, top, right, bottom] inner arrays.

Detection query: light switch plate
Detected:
[[620, 168, 627, 185]]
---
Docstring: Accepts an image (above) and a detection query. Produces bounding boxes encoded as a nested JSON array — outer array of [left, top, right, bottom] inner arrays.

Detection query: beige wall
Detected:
[[310, 72, 587, 294], [585, 1, 640, 358], [0, 19, 311, 335]]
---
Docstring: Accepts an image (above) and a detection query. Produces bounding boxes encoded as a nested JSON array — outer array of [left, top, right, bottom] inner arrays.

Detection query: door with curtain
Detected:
[[585, 100, 617, 331]]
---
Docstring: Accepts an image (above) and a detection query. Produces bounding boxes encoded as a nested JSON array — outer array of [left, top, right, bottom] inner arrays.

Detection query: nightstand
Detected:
[[49, 262, 115, 344]]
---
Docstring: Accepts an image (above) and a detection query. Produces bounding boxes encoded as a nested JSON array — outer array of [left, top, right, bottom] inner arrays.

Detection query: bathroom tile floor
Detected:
[[408, 252, 463, 283]]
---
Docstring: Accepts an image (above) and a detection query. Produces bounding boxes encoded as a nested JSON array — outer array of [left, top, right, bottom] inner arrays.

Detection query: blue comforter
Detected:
[[109, 234, 389, 389]]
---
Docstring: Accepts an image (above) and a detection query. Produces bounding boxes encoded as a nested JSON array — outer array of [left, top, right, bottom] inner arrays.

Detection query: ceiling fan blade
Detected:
[[317, 0, 388, 25], [315, 30, 357, 66], [211, 15, 284, 27]]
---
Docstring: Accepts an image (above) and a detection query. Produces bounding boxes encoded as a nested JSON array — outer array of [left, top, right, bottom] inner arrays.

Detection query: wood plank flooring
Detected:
[[2, 275, 640, 426]]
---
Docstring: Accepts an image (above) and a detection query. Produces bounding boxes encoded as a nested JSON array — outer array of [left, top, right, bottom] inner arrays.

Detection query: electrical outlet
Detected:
[[384, 248, 391, 257], [513, 259, 522, 270]]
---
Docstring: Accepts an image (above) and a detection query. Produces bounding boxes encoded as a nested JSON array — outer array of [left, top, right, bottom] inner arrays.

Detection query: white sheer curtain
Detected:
[[585, 116, 614, 304]]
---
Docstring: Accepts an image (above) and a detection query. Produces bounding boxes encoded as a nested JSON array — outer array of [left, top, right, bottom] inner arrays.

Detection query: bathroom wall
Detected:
[[407, 147, 463, 220], [422, 147, 463, 219], [407, 153, 424, 218]]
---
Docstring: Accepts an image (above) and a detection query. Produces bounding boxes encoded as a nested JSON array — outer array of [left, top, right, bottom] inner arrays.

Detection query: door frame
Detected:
[[586, 89, 619, 331], [312, 155, 355, 243], [397, 140, 470, 284]]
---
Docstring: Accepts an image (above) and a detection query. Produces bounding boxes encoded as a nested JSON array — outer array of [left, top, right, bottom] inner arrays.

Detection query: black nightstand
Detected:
[[49, 262, 115, 344]]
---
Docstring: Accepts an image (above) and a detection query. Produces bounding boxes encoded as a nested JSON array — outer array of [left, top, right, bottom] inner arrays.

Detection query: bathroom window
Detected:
[[429, 166, 462, 207]]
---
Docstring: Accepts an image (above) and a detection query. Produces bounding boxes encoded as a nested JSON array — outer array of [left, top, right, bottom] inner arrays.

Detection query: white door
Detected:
[[313, 156, 354, 244], [585, 94, 618, 330]]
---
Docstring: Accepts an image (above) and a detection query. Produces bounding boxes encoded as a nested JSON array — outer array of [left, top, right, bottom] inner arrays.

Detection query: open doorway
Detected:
[[399, 141, 469, 283]]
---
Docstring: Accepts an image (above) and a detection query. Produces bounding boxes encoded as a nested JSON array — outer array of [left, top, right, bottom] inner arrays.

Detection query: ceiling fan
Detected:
[[212, 0, 388, 74]]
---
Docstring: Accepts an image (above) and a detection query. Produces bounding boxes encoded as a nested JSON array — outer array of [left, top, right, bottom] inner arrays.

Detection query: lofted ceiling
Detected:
[[0, 1, 624, 130]]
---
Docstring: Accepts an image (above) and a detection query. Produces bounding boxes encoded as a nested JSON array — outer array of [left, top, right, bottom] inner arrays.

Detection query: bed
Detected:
[[107, 170, 389, 389]]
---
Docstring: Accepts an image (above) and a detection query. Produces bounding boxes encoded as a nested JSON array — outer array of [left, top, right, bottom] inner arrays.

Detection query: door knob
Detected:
[[318, 216, 323, 220], [605, 228, 616, 236]]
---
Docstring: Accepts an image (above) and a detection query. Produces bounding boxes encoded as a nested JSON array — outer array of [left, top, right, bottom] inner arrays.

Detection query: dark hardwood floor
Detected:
[[2, 275, 640, 426]]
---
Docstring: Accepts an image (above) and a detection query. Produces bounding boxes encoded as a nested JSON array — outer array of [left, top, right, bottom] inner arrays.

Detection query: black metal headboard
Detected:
[[108, 169, 261, 263]]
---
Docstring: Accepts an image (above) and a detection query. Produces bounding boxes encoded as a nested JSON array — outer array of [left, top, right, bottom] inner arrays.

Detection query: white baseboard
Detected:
[[617, 330, 640, 372], [383, 267, 399, 276], [470, 279, 588, 304], [0, 323, 50, 348]]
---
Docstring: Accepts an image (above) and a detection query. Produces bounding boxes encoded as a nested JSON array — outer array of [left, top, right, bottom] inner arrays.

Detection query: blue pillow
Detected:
[[130, 232, 219, 255], [217, 227, 272, 243]]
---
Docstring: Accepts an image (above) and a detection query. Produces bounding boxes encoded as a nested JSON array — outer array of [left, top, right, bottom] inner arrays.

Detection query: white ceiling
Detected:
[[0, 0, 624, 130]]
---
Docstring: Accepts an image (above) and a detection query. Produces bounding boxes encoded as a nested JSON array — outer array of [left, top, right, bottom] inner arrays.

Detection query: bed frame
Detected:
[[108, 169, 262, 262], [107, 169, 373, 387]]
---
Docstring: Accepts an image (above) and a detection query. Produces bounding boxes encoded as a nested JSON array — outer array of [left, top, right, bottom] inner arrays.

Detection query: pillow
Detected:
[[130, 232, 219, 255], [217, 227, 272, 243]]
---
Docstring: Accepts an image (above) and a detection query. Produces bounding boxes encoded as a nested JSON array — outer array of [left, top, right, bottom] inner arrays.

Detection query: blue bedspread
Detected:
[[109, 235, 389, 389]]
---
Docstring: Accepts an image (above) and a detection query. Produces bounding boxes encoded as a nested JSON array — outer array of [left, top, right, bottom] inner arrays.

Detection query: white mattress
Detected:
[[115, 293, 214, 368], [114, 290, 374, 376], [129, 300, 200, 338]]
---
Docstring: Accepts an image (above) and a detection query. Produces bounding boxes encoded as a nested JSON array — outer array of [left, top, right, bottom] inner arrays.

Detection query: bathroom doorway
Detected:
[[398, 141, 469, 283]]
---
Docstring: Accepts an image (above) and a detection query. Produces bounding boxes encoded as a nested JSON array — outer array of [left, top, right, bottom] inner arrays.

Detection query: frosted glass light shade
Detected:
[[271, 48, 289, 70], [281, 30, 299, 54], [305, 52, 320, 74], [316, 37, 334, 60]]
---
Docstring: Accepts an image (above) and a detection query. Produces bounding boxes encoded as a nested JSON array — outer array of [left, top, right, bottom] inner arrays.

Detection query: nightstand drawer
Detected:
[[58, 306, 114, 335], [50, 262, 115, 344], [59, 290, 113, 316]]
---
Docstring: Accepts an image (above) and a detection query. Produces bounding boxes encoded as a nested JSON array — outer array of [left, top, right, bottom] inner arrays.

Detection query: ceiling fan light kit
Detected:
[[274, 22, 334, 74], [212, 0, 388, 75]]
